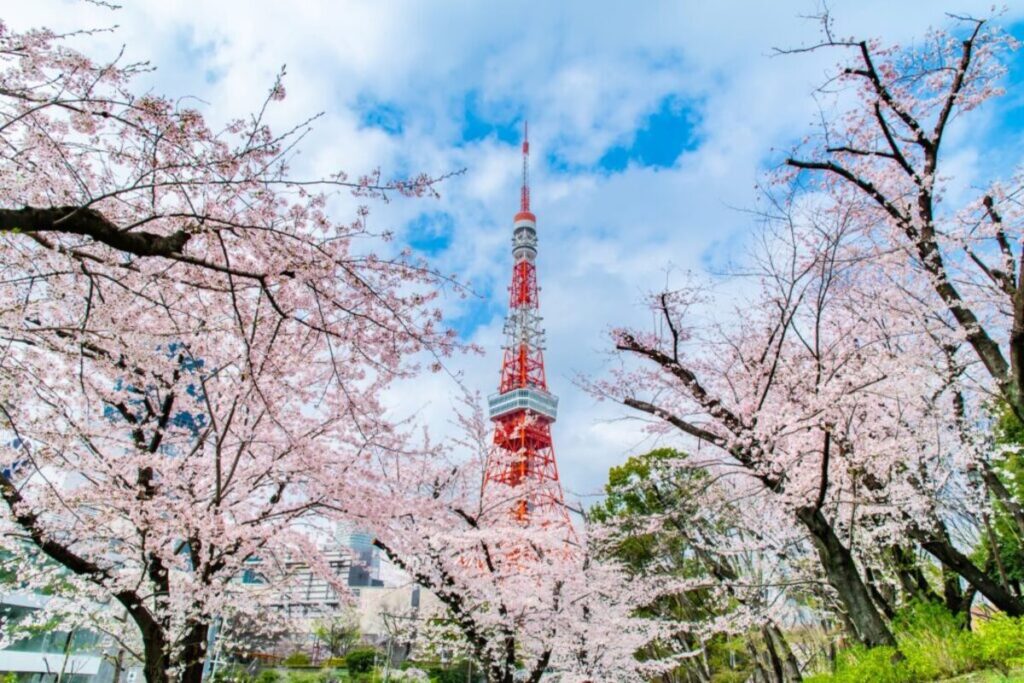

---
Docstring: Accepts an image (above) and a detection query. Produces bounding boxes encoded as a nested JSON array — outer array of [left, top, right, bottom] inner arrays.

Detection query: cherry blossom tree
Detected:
[[0, 18, 459, 683], [597, 14, 1024, 655], [596, 185, 1000, 649], [777, 7, 1024, 609], [782, 11, 1024, 554], [367, 398, 671, 683]]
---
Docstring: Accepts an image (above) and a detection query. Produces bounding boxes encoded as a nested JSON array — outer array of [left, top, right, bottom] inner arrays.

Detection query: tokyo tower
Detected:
[[483, 124, 570, 528]]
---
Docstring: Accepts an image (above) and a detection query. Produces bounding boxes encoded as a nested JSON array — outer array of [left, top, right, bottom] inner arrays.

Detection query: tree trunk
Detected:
[[179, 622, 210, 683], [796, 507, 897, 648], [139, 622, 170, 683], [112, 650, 125, 683], [746, 639, 771, 683], [916, 533, 1024, 616], [762, 627, 785, 683], [942, 567, 966, 617], [865, 567, 896, 621], [888, 546, 942, 605], [764, 623, 802, 682], [979, 461, 1024, 539]]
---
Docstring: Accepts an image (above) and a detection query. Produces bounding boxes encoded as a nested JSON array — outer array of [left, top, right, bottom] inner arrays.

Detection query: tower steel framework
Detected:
[[483, 124, 570, 527]]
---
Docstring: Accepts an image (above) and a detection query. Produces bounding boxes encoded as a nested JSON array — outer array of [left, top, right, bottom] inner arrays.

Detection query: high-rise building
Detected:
[[335, 525, 384, 588]]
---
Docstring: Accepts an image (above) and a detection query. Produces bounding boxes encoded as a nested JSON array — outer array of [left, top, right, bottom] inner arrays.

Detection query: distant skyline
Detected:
[[10, 0, 1024, 500]]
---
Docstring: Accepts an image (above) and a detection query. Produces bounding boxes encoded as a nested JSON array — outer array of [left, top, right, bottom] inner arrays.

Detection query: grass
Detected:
[[939, 670, 1024, 682], [805, 603, 1024, 682]]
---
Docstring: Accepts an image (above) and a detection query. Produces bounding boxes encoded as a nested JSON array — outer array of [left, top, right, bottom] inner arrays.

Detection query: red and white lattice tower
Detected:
[[483, 124, 570, 529]]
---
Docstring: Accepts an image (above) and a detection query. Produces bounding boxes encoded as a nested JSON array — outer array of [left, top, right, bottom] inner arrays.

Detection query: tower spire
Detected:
[[520, 121, 530, 213]]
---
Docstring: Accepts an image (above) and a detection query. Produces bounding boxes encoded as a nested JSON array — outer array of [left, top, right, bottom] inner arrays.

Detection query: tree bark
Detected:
[[763, 623, 802, 682], [888, 546, 942, 605], [865, 567, 896, 621], [135, 614, 170, 683], [747, 640, 771, 683], [941, 567, 967, 618], [916, 533, 1024, 616], [178, 622, 210, 683], [0, 206, 191, 257], [796, 507, 897, 648], [979, 461, 1024, 539]]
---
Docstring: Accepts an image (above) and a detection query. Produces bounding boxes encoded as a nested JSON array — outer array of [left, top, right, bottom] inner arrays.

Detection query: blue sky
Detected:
[[9, 0, 1024, 499]]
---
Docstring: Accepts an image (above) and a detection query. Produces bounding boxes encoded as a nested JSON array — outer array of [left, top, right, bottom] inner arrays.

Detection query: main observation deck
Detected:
[[487, 387, 559, 422]]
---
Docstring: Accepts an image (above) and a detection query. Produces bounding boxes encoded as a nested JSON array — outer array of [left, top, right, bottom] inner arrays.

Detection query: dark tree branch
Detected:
[[1, 206, 191, 257]]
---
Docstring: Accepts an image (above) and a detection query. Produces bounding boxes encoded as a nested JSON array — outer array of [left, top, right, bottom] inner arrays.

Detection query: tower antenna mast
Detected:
[[520, 121, 530, 213]]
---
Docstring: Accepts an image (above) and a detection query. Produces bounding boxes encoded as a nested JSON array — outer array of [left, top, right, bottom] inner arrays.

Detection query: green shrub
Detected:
[[284, 671, 319, 683], [832, 645, 912, 683], [805, 604, 1024, 681], [283, 652, 312, 667], [316, 669, 341, 683], [709, 671, 750, 683], [977, 613, 1024, 673], [411, 660, 476, 683], [894, 600, 981, 679], [213, 666, 255, 683], [344, 647, 378, 674], [256, 670, 281, 683], [323, 658, 346, 669]]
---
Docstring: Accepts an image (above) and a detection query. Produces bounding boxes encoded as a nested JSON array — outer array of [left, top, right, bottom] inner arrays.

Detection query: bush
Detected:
[[282, 652, 312, 668], [316, 669, 341, 683], [390, 669, 429, 682], [284, 671, 319, 683], [709, 671, 749, 683], [344, 647, 378, 674], [977, 613, 1024, 673], [256, 670, 281, 683], [432, 661, 474, 683], [322, 658, 346, 669], [213, 666, 255, 683], [894, 600, 981, 679], [804, 604, 1024, 681], [829, 645, 912, 683]]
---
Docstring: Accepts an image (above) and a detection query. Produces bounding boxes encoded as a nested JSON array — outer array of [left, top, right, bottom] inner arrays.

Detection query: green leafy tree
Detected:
[[313, 614, 360, 659]]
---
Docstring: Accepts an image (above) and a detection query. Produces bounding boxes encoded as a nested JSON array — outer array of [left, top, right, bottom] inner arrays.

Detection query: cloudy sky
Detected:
[[9, 1, 1024, 504]]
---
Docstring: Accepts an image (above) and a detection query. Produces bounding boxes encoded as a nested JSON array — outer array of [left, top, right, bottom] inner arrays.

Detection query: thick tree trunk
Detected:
[[796, 507, 897, 648], [762, 627, 785, 683], [179, 622, 210, 683], [138, 621, 170, 683], [764, 623, 802, 682]]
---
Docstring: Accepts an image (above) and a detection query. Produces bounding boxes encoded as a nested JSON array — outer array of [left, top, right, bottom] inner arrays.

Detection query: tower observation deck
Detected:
[[483, 124, 570, 526]]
